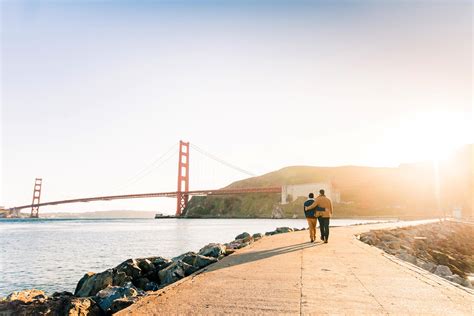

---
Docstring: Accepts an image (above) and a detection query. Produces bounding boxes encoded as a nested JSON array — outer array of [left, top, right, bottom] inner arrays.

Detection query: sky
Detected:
[[1, 0, 472, 213]]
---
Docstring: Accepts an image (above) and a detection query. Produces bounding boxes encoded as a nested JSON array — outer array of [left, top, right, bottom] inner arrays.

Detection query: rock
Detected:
[[396, 252, 417, 264], [265, 231, 275, 236], [183, 263, 199, 276], [67, 297, 101, 316], [5, 289, 47, 303], [158, 261, 189, 286], [113, 271, 133, 286], [198, 243, 226, 259], [194, 254, 218, 269], [173, 252, 218, 269], [275, 227, 293, 233], [74, 269, 114, 297], [115, 259, 143, 280], [134, 277, 150, 290], [172, 252, 198, 265], [360, 234, 377, 246], [446, 274, 465, 285], [144, 281, 160, 291], [52, 291, 74, 298], [96, 283, 139, 312], [252, 233, 264, 241], [434, 265, 453, 277], [74, 272, 96, 296], [149, 256, 172, 268], [225, 248, 236, 255], [430, 250, 452, 266], [420, 261, 436, 272], [144, 257, 172, 282], [235, 232, 251, 240], [461, 278, 472, 288], [386, 241, 401, 250], [109, 297, 138, 314], [0, 293, 100, 316], [226, 239, 248, 250], [380, 234, 398, 242], [137, 258, 155, 273]]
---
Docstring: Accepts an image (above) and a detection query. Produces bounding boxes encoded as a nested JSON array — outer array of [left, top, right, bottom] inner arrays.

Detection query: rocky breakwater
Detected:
[[359, 221, 474, 289], [0, 226, 303, 315]]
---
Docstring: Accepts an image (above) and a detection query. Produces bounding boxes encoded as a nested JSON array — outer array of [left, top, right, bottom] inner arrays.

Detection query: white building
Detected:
[[281, 183, 340, 204]]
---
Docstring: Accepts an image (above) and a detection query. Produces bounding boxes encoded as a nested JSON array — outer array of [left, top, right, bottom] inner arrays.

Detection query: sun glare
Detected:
[[386, 110, 471, 163]]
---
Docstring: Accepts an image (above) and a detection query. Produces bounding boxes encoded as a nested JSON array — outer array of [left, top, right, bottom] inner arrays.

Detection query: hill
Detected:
[[186, 145, 473, 219]]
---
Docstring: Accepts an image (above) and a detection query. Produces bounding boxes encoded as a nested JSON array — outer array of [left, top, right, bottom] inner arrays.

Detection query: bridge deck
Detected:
[[118, 222, 472, 315], [8, 187, 282, 211]]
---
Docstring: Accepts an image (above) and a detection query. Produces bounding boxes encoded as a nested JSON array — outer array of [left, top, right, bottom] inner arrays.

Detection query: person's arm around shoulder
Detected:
[[305, 199, 318, 211]]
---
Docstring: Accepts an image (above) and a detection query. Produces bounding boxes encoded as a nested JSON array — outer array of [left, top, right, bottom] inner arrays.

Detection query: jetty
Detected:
[[119, 222, 472, 315]]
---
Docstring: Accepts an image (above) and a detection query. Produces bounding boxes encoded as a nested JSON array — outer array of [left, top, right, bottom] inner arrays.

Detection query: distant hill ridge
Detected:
[[186, 145, 473, 218]]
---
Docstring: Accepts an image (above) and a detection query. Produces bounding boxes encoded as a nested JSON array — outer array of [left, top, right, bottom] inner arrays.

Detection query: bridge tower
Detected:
[[176, 141, 190, 217], [31, 178, 43, 218]]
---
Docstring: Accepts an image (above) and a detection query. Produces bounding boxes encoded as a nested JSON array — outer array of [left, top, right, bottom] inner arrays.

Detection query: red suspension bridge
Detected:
[[7, 141, 282, 218]]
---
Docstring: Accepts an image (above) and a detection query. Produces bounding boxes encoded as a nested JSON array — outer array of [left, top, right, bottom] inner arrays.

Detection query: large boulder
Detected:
[[109, 297, 138, 314], [172, 252, 198, 265], [446, 274, 465, 286], [137, 258, 155, 274], [147, 256, 173, 271], [115, 259, 143, 280], [225, 239, 249, 250], [235, 232, 251, 240], [434, 265, 453, 277], [252, 233, 264, 241], [198, 243, 226, 259], [158, 261, 194, 286], [96, 282, 140, 312], [142, 257, 173, 282], [5, 289, 47, 303], [75, 269, 114, 297], [395, 252, 417, 265], [0, 291, 100, 316], [275, 227, 293, 234]]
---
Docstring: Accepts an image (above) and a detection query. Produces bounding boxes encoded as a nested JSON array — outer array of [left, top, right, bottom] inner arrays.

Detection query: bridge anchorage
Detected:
[[8, 140, 282, 218]]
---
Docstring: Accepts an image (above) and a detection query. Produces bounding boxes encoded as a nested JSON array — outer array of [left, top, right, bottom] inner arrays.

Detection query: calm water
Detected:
[[0, 218, 385, 297]]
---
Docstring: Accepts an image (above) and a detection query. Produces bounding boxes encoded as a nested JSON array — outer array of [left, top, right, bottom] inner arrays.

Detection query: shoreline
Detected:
[[2, 219, 471, 315], [0, 226, 305, 315]]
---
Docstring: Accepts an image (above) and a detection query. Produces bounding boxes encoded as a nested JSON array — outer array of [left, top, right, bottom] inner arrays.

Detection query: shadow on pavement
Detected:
[[203, 241, 323, 273]]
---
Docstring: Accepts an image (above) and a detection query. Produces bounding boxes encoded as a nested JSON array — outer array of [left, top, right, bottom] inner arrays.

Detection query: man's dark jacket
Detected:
[[304, 199, 325, 218]]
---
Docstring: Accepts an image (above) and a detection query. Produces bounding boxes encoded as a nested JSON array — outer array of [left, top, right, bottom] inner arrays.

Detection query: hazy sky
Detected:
[[1, 0, 472, 213]]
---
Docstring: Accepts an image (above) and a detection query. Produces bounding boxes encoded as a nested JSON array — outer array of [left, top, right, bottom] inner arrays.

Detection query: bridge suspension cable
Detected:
[[110, 142, 178, 193], [190, 144, 256, 177]]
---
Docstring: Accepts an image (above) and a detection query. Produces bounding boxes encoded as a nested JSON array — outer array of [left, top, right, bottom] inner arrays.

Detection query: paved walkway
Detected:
[[119, 222, 473, 315]]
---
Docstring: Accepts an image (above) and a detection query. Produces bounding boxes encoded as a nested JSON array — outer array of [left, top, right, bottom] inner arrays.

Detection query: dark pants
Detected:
[[318, 217, 330, 241]]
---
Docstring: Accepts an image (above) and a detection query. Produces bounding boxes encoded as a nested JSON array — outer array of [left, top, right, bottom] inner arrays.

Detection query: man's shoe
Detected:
[[324, 237, 328, 243], [320, 236, 324, 241]]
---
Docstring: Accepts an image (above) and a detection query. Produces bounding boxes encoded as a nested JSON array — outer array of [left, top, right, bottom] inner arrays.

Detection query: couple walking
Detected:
[[304, 189, 333, 243]]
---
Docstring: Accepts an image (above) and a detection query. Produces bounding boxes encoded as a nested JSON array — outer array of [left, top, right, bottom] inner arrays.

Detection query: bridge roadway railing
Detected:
[[8, 187, 282, 211]]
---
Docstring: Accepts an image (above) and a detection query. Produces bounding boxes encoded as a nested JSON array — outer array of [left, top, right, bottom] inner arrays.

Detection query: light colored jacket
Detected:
[[306, 194, 333, 218]]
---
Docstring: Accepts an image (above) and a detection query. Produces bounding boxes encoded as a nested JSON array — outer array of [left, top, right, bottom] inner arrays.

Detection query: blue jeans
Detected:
[[318, 217, 330, 241]]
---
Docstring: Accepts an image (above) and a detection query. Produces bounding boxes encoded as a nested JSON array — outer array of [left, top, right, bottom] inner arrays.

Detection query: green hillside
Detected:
[[185, 145, 473, 219]]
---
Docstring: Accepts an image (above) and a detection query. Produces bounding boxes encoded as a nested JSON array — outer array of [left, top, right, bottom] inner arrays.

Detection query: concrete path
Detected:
[[119, 222, 473, 315]]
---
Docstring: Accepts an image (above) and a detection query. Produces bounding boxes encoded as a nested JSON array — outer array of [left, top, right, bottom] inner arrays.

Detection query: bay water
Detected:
[[0, 218, 385, 297]]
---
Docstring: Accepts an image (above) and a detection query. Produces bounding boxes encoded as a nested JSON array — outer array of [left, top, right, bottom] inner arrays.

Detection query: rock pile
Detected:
[[359, 221, 474, 289], [0, 225, 305, 315], [0, 290, 100, 316]]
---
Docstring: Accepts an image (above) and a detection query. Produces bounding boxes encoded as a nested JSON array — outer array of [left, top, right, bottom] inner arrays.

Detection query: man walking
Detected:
[[303, 193, 318, 242], [305, 189, 333, 243]]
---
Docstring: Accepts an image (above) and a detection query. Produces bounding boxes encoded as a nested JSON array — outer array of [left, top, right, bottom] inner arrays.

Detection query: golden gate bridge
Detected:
[[7, 141, 282, 218]]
